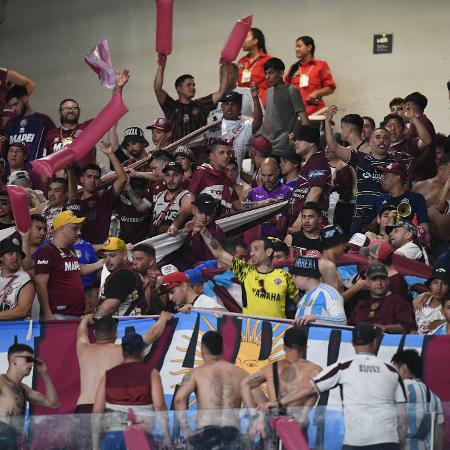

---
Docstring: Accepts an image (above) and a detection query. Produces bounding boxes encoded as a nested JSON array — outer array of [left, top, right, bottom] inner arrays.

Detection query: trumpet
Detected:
[[394, 201, 412, 221]]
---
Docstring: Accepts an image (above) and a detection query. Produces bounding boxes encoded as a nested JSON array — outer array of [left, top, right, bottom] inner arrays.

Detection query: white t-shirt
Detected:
[[395, 242, 429, 264], [192, 294, 223, 309], [0, 269, 32, 316], [313, 353, 406, 446], [415, 296, 445, 335]]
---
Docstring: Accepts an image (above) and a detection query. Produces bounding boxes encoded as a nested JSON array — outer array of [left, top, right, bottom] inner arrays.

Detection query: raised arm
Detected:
[[154, 54, 168, 105], [66, 167, 78, 204], [142, 311, 173, 344], [324, 106, 351, 162], [6, 69, 36, 95], [199, 227, 233, 266], [98, 140, 127, 194], [76, 313, 94, 354], [250, 83, 263, 133], [80, 258, 104, 276], [24, 359, 60, 409], [211, 62, 230, 105]]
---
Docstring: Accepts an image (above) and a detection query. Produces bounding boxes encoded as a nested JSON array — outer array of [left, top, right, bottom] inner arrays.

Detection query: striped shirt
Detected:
[[295, 282, 346, 324]]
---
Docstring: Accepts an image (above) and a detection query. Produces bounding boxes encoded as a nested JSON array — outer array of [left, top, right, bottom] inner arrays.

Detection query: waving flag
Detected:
[[85, 39, 117, 89]]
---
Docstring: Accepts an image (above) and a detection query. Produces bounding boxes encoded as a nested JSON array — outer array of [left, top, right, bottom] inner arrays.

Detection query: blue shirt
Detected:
[[429, 323, 448, 335], [73, 240, 98, 289]]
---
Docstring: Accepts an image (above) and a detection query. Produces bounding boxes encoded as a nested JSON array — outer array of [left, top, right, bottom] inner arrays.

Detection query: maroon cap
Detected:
[[368, 240, 394, 261], [8, 142, 27, 153], [146, 117, 172, 132], [161, 272, 189, 292], [249, 135, 272, 154], [377, 163, 408, 181], [1, 106, 16, 118]]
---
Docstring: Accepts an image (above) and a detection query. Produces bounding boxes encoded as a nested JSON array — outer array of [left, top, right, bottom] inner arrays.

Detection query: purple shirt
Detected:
[[248, 182, 292, 237]]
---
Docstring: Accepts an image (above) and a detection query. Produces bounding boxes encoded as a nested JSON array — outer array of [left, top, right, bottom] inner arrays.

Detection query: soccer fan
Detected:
[[0, 239, 35, 320], [413, 268, 449, 334], [429, 297, 450, 335], [5, 85, 55, 161], [288, 125, 331, 231], [365, 204, 397, 242], [20, 214, 47, 272], [259, 57, 309, 154], [279, 147, 300, 189], [200, 231, 299, 319], [120, 126, 150, 166], [292, 256, 347, 326], [0, 67, 35, 110], [391, 350, 444, 450], [154, 161, 194, 235], [96, 237, 147, 316], [240, 134, 272, 187], [349, 262, 416, 333], [389, 97, 405, 114], [0, 190, 15, 230], [160, 271, 224, 311], [237, 28, 272, 104], [66, 140, 127, 244], [154, 54, 228, 143], [259, 322, 407, 450], [225, 157, 250, 203], [285, 35, 336, 115], [146, 117, 172, 150], [361, 116, 375, 143], [174, 145, 195, 180], [33, 210, 103, 320]]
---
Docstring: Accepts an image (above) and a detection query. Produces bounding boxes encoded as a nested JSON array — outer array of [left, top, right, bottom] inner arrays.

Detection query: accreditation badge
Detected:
[[241, 69, 252, 84], [299, 73, 309, 88]]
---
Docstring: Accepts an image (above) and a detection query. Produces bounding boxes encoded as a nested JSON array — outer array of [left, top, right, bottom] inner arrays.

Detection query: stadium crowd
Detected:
[[0, 26, 449, 450]]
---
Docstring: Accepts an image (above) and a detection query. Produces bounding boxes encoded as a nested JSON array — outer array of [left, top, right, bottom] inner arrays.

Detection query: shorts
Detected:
[[74, 403, 94, 414], [187, 426, 242, 450], [0, 422, 23, 450]]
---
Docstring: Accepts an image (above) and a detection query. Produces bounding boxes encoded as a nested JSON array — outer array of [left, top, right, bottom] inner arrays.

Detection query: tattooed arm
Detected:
[[240, 370, 267, 408], [199, 228, 233, 266]]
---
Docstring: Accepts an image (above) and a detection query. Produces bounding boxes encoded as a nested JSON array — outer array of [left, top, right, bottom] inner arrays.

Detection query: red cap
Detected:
[[377, 163, 408, 181], [146, 117, 172, 132], [249, 135, 272, 154], [368, 240, 394, 261], [161, 272, 189, 291]]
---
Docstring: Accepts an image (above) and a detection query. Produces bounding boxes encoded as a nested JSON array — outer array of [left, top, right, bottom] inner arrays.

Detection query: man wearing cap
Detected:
[[200, 232, 299, 318], [146, 117, 172, 150], [204, 87, 263, 176], [292, 256, 346, 326], [258, 57, 308, 155], [240, 135, 272, 187], [386, 220, 430, 265], [160, 271, 224, 311], [154, 55, 229, 143], [66, 141, 127, 244], [279, 147, 301, 189], [350, 262, 416, 333], [96, 237, 147, 316], [0, 239, 35, 320], [153, 161, 194, 235], [261, 322, 407, 450], [33, 210, 104, 320], [121, 126, 150, 167], [0, 190, 15, 230], [174, 145, 195, 180], [241, 327, 322, 424], [288, 125, 331, 231]]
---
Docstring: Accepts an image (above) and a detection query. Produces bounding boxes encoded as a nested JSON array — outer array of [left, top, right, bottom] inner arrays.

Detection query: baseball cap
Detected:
[[7, 142, 27, 153], [161, 271, 189, 292], [294, 125, 322, 150], [8, 170, 30, 185], [377, 163, 408, 182], [96, 237, 127, 253], [425, 267, 450, 287], [365, 261, 388, 280], [283, 327, 307, 350], [194, 193, 217, 215], [173, 145, 194, 161], [162, 161, 184, 175], [352, 322, 382, 345], [368, 240, 394, 261], [1, 106, 16, 118], [161, 264, 179, 276], [221, 91, 243, 105], [249, 135, 272, 155], [280, 147, 301, 165], [93, 315, 118, 333], [290, 256, 321, 278], [185, 268, 204, 285], [0, 238, 25, 258], [120, 127, 149, 149], [385, 220, 417, 237], [53, 210, 86, 230], [121, 332, 146, 352], [146, 117, 172, 132], [347, 233, 370, 252], [378, 203, 397, 216], [320, 225, 347, 250]]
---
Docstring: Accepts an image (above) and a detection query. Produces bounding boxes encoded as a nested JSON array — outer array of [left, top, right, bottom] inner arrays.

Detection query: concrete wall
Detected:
[[1, 0, 449, 141]]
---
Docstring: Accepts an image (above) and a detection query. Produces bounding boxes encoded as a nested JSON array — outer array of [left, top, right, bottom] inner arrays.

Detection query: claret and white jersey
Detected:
[[313, 353, 406, 447]]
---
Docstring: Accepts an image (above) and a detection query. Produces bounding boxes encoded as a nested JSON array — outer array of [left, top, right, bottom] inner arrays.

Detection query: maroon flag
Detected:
[[85, 39, 117, 89]]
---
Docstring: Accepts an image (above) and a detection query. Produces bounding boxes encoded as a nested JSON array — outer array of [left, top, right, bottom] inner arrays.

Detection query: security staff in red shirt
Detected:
[[285, 36, 336, 116]]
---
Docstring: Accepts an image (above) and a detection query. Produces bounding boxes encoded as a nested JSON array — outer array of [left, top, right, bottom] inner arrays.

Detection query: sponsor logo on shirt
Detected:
[[274, 278, 282, 285], [64, 261, 80, 272], [309, 169, 326, 179], [10, 133, 36, 143], [37, 260, 49, 265], [359, 364, 381, 373]]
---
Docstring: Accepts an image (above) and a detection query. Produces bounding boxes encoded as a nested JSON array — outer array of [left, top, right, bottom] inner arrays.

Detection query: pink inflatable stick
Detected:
[[31, 147, 75, 179], [270, 416, 310, 450], [6, 185, 32, 233], [220, 15, 253, 64], [155, 0, 174, 56]]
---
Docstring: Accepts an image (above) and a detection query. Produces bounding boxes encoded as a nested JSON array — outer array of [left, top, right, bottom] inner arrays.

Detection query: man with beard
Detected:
[[5, 85, 55, 161], [120, 126, 150, 168], [154, 161, 194, 235], [96, 237, 147, 317]]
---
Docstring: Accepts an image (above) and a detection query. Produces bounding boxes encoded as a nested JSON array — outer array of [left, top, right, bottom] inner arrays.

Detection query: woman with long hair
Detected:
[[286, 36, 336, 115]]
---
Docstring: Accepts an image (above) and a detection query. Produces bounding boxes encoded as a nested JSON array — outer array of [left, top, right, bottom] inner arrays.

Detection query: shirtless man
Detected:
[[174, 331, 249, 448], [0, 344, 59, 446], [241, 327, 321, 427], [75, 312, 173, 413]]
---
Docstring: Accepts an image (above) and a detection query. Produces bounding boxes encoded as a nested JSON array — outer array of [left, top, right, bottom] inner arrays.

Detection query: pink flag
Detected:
[[85, 39, 117, 89]]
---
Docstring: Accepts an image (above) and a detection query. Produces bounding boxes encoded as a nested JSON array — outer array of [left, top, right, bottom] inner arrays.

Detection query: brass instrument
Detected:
[[394, 201, 412, 221]]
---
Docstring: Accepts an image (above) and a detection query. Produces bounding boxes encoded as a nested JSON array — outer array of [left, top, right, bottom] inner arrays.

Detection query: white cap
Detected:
[[8, 170, 30, 185], [160, 264, 179, 276]]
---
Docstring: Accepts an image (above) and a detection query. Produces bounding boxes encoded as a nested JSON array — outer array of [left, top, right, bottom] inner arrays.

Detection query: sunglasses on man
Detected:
[[15, 355, 40, 364]]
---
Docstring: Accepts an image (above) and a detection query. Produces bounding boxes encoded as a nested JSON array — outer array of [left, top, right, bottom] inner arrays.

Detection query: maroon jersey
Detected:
[[388, 139, 419, 180], [105, 361, 152, 406], [147, 180, 166, 198], [288, 152, 331, 226], [33, 242, 85, 315], [44, 120, 94, 168], [66, 188, 118, 244]]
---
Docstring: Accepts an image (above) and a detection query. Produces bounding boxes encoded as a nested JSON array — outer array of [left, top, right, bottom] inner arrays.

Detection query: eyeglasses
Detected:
[[61, 106, 79, 112], [256, 278, 267, 297], [15, 355, 38, 364]]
